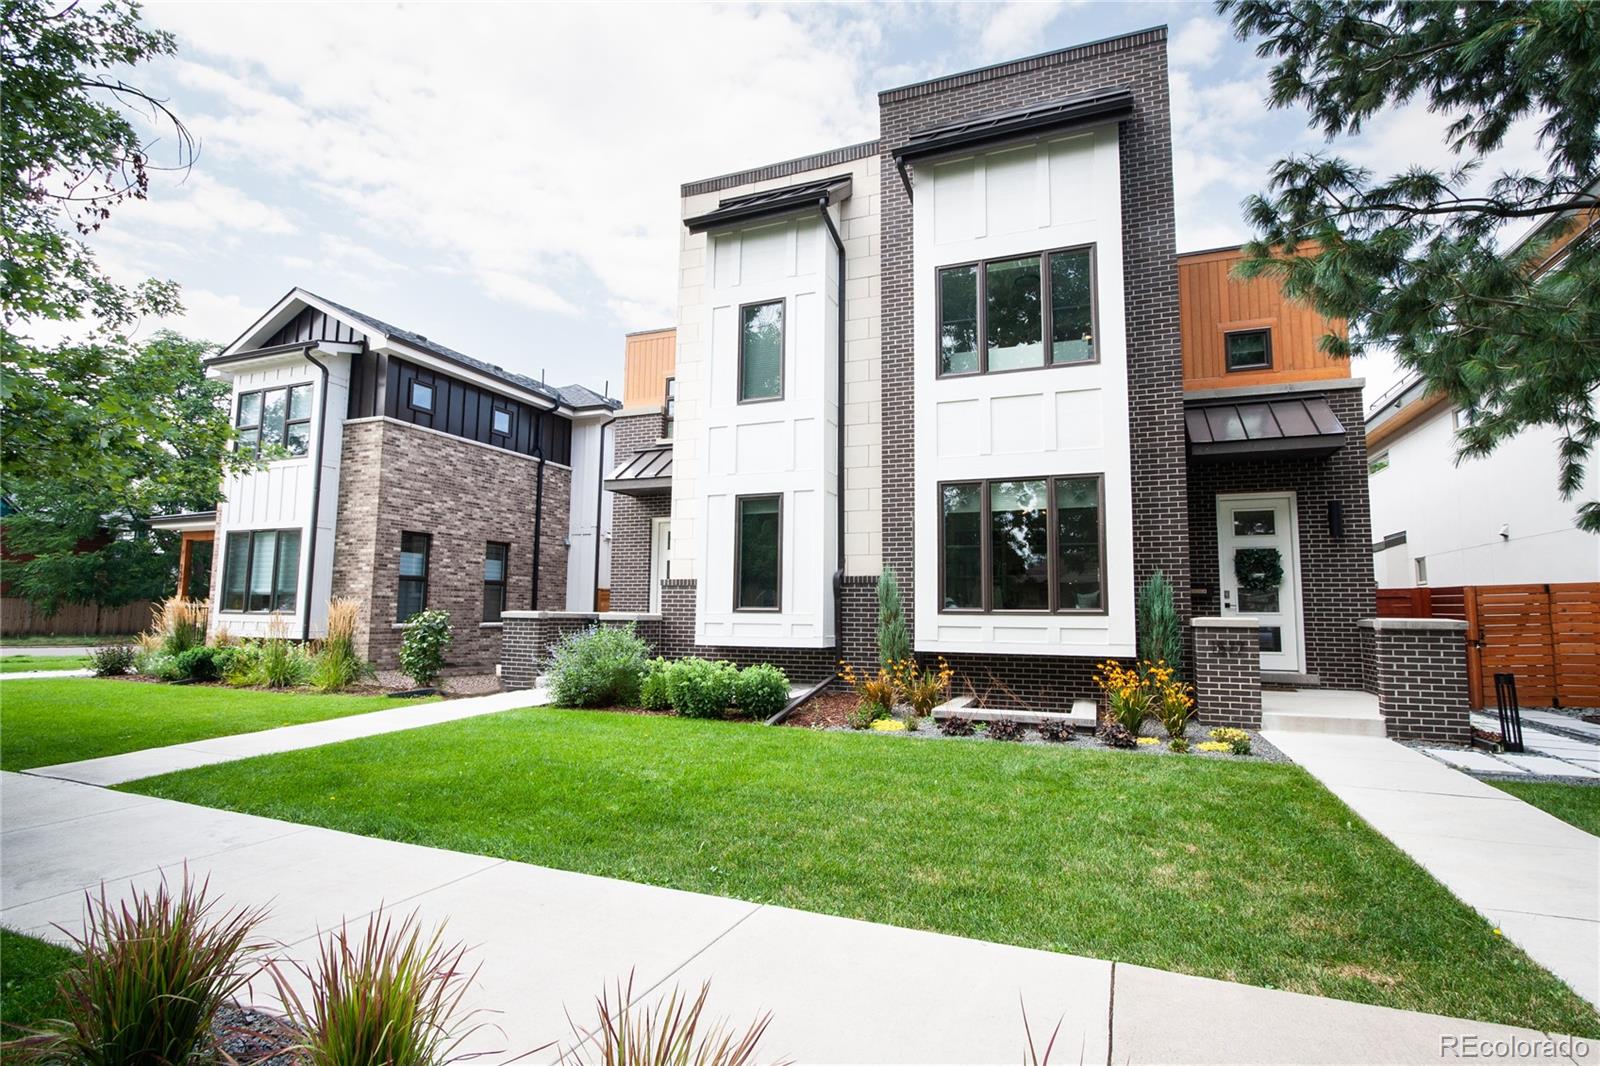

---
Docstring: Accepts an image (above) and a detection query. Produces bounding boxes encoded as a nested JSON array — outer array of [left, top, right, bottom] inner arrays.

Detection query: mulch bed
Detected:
[[783, 690, 858, 729]]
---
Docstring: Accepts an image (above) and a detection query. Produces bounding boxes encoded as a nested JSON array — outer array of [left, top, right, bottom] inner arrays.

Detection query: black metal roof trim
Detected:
[[205, 340, 316, 365], [1185, 394, 1348, 459], [605, 445, 673, 495], [879, 26, 1165, 103], [893, 88, 1135, 165], [681, 140, 879, 198], [684, 175, 852, 234]]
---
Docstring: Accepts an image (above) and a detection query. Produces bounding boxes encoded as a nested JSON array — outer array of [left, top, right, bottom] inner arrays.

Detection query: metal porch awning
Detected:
[[1185, 395, 1347, 459], [604, 446, 673, 496]]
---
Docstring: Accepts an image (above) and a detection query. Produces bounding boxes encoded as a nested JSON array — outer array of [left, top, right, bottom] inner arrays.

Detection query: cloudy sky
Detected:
[[86, 1, 1540, 402]]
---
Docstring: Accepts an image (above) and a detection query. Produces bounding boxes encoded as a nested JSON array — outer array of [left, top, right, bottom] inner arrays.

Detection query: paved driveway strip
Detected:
[[1263, 730, 1600, 1009], [2, 771, 1588, 1064], [23, 687, 550, 786]]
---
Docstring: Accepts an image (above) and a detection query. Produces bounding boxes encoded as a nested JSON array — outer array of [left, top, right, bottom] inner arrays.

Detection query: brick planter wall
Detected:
[[1358, 618, 1471, 742], [500, 611, 663, 690], [1192, 617, 1262, 729], [655, 578, 877, 684]]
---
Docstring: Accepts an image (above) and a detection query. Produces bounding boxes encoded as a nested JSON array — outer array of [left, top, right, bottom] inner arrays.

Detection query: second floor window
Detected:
[[491, 407, 513, 437], [662, 376, 676, 439], [734, 494, 781, 610], [1224, 329, 1272, 371], [220, 529, 301, 613], [939, 246, 1096, 376], [397, 532, 431, 622], [237, 384, 313, 457], [738, 300, 784, 402], [483, 542, 508, 622], [939, 475, 1104, 613]]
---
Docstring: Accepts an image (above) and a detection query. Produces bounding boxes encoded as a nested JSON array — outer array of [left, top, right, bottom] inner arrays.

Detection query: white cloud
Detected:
[[959, 1, 1068, 61], [1170, 17, 1227, 70], [116, 171, 297, 238]]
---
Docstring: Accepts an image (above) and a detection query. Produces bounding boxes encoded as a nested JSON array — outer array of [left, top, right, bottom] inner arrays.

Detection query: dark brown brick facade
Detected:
[[875, 28, 1188, 700], [1187, 385, 1374, 688], [332, 418, 570, 672], [607, 411, 670, 612], [1193, 618, 1263, 728], [1359, 618, 1471, 742]]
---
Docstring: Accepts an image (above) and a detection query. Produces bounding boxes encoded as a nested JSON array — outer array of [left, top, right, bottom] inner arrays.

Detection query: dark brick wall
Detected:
[[331, 418, 571, 672], [608, 411, 670, 611], [1360, 619, 1471, 742], [1187, 386, 1374, 688], [1193, 620, 1263, 728], [877, 27, 1189, 656]]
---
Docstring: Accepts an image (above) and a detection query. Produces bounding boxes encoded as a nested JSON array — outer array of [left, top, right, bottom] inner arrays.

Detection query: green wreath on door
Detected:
[[1234, 547, 1284, 591]]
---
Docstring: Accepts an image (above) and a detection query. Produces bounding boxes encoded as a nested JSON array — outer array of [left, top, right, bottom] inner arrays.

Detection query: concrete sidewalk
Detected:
[[1, 668, 93, 680], [1263, 730, 1600, 1008], [0, 646, 100, 657], [25, 688, 549, 786], [2, 771, 1588, 1064]]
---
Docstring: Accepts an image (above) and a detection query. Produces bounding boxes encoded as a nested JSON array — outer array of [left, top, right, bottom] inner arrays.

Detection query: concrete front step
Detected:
[[1260, 710, 1387, 736]]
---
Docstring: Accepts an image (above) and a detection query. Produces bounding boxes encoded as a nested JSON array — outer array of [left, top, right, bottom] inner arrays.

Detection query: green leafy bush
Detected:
[[848, 701, 890, 730], [639, 657, 673, 711], [174, 646, 219, 682], [546, 624, 651, 707], [89, 644, 135, 676], [732, 664, 789, 719], [665, 657, 738, 719], [221, 643, 262, 687], [134, 650, 184, 681], [398, 608, 453, 688]]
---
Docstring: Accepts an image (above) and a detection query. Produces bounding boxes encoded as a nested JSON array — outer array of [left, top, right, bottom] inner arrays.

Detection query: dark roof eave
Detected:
[[684, 176, 852, 234], [205, 341, 317, 366], [1189, 436, 1347, 460], [892, 88, 1135, 165], [603, 477, 672, 496]]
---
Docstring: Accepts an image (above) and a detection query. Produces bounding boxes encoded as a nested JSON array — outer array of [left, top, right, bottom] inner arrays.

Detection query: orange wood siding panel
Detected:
[[622, 328, 677, 408], [1179, 246, 1351, 392]]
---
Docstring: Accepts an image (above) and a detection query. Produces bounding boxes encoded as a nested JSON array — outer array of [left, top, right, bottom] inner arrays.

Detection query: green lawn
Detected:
[[123, 708, 1599, 1036], [1, 929, 74, 1031], [1, 654, 92, 674], [0, 634, 136, 647], [1491, 779, 1600, 836], [1, 679, 431, 771]]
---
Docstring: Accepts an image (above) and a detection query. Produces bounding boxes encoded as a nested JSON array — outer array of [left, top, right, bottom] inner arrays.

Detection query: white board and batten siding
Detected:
[[211, 354, 351, 639], [690, 213, 842, 648], [912, 126, 1137, 658]]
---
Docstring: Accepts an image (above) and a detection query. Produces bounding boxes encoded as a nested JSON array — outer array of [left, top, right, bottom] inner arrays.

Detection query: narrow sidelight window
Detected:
[[938, 265, 979, 375], [940, 482, 983, 609], [1049, 249, 1094, 363], [483, 542, 509, 622], [738, 300, 784, 402], [989, 479, 1048, 610], [1225, 329, 1272, 371], [734, 495, 781, 610], [397, 532, 431, 622], [219, 529, 301, 613], [985, 256, 1043, 371], [1054, 477, 1102, 610]]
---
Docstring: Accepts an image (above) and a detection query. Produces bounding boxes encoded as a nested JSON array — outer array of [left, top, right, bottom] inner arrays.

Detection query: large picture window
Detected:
[[734, 494, 781, 610], [482, 541, 508, 622], [236, 384, 313, 457], [938, 475, 1104, 613], [937, 246, 1096, 376], [397, 532, 431, 622], [219, 529, 302, 613], [738, 300, 784, 402]]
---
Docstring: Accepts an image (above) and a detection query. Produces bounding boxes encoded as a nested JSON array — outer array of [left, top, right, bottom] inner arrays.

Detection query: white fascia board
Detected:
[[220, 288, 390, 357]]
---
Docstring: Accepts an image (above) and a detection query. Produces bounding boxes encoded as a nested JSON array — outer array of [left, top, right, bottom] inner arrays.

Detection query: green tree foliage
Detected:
[[876, 567, 910, 668], [1136, 570, 1184, 678], [1222, 1, 1600, 528]]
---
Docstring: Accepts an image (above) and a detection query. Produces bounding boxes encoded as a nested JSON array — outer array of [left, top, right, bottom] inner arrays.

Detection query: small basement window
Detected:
[[1224, 329, 1272, 371]]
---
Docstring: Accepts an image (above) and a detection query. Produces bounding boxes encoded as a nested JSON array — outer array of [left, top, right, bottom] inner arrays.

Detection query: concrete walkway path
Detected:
[[1, 668, 94, 680], [1263, 729, 1600, 1008], [0, 645, 100, 657], [2, 771, 1586, 1065], [24, 687, 550, 787]]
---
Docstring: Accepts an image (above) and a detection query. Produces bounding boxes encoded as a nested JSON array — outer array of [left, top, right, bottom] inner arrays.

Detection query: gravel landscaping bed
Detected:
[[215, 1004, 299, 1064]]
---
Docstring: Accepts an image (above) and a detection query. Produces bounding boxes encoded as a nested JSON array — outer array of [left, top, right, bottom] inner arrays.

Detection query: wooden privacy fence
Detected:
[[1377, 583, 1600, 709], [0, 597, 151, 637]]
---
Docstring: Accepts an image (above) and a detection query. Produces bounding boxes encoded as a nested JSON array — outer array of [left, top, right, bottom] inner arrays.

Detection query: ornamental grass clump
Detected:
[[270, 911, 483, 1066], [4, 875, 265, 1064], [1093, 660, 1152, 734], [147, 598, 208, 656], [1147, 660, 1196, 740], [312, 598, 373, 692], [558, 974, 776, 1066], [888, 656, 953, 721], [838, 660, 898, 726]]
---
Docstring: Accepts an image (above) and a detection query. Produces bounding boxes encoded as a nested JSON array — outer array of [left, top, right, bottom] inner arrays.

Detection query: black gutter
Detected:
[[300, 348, 333, 641], [819, 199, 847, 654], [206, 340, 317, 366], [592, 417, 610, 611]]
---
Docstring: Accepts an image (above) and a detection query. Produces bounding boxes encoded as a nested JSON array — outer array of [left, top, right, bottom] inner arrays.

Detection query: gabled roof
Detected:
[[892, 86, 1134, 165], [684, 174, 853, 233]]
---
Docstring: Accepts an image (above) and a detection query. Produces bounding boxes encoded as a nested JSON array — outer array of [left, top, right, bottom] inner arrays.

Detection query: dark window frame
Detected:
[[409, 379, 435, 412], [935, 474, 1107, 616], [662, 376, 676, 439], [490, 405, 514, 438], [219, 528, 303, 614], [482, 541, 509, 623], [736, 298, 786, 405], [397, 531, 432, 623], [235, 384, 313, 458], [1224, 328, 1273, 372], [732, 493, 783, 612], [935, 243, 1100, 379]]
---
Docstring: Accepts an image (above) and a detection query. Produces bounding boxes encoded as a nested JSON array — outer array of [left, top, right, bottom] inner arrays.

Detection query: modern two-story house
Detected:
[[171, 289, 618, 672], [598, 26, 1375, 709]]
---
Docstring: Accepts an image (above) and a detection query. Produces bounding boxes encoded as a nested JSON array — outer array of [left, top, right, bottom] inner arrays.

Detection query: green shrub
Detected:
[[89, 644, 136, 677], [639, 657, 673, 711], [258, 636, 311, 689], [174, 646, 219, 682], [135, 650, 184, 681], [398, 609, 452, 688], [876, 567, 910, 669], [221, 643, 262, 687], [850, 701, 891, 730], [732, 664, 789, 719], [1136, 571, 1184, 679], [665, 657, 738, 719], [7, 877, 263, 1064], [546, 624, 651, 707]]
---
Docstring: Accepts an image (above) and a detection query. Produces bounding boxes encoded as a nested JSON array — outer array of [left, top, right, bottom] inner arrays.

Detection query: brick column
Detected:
[[1192, 617, 1262, 729], [1357, 618, 1471, 742], [499, 611, 663, 691]]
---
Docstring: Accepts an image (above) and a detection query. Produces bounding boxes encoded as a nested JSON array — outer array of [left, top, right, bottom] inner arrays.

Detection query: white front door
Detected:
[[649, 517, 671, 614], [1217, 493, 1304, 673]]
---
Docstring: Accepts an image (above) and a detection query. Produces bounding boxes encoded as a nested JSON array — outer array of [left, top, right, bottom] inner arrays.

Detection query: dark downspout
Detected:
[[819, 201, 847, 654], [592, 417, 610, 611], [531, 444, 546, 610], [301, 347, 332, 641]]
